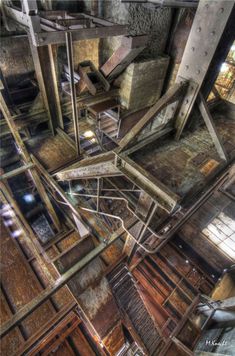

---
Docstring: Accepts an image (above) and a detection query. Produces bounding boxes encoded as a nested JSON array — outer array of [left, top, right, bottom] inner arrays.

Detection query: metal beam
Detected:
[[28, 35, 63, 133], [116, 155, 180, 212], [0, 163, 34, 181], [100, 35, 148, 81], [2, 4, 128, 46], [0, 224, 126, 338], [121, 0, 198, 7], [198, 93, 228, 162], [56, 152, 121, 181], [174, 0, 235, 139], [0, 90, 61, 231], [117, 82, 187, 152], [65, 31, 80, 156]]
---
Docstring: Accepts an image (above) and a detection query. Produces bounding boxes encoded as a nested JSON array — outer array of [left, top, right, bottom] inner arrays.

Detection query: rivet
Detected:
[[39, 38, 44, 43], [211, 30, 215, 36], [204, 51, 208, 56], [191, 46, 195, 52], [191, 86, 194, 90], [181, 112, 184, 116], [197, 27, 201, 33], [185, 99, 189, 104], [185, 65, 189, 70], [219, 7, 224, 13], [196, 69, 200, 74], [205, 3, 209, 9]]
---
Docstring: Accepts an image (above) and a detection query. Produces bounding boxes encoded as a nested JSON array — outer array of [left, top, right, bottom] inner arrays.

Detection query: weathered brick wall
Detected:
[[116, 56, 169, 112]]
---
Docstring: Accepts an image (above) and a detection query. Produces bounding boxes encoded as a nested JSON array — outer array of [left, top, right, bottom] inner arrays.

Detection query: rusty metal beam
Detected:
[[117, 82, 187, 152], [2, 3, 128, 46], [29, 35, 63, 134], [174, 0, 235, 139], [100, 35, 148, 81], [116, 155, 180, 212], [0, 224, 127, 338], [56, 152, 121, 181], [65, 31, 80, 156], [197, 93, 228, 162], [0, 163, 34, 181], [0, 90, 61, 231]]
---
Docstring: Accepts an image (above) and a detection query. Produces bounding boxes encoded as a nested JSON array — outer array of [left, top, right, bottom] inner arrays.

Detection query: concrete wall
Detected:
[[101, 0, 172, 64]]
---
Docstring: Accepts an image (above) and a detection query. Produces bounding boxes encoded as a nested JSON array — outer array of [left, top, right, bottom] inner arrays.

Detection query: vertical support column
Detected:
[[29, 36, 63, 134], [173, 0, 235, 139], [65, 31, 81, 156], [0, 90, 61, 232], [198, 92, 228, 162]]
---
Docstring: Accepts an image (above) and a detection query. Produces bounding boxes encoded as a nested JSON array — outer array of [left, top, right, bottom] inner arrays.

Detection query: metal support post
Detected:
[[197, 92, 228, 162], [65, 31, 81, 156]]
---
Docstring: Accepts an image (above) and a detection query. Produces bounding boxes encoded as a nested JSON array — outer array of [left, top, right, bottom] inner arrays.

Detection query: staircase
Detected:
[[99, 113, 120, 141], [108, 263, 162, 355]]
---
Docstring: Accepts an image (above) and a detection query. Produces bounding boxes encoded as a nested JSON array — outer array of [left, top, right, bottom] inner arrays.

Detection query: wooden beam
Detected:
[[117, 82, 186, 151], [198, 93, 228, 162]]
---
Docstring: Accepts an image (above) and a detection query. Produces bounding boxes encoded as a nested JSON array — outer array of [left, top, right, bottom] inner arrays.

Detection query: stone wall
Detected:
[[116, 56, 169, 112]]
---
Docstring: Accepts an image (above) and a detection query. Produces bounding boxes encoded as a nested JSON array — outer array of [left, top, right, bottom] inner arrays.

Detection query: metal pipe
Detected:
[[65, 31, 80, 156]]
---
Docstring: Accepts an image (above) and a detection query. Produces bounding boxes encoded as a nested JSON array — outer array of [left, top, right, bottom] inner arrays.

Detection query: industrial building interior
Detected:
[[0, 0, 235, 355]]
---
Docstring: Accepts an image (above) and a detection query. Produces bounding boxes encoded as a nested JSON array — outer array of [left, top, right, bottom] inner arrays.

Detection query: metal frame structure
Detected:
[[1, 0, 235, 351], [173, 0, 235, 139], [1, 1, 128, 46]]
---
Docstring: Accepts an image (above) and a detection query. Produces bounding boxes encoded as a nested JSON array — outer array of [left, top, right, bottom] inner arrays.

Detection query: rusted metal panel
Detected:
[[101, 35, 148, 81], [0, 220, 55, 338], [70, 327, 96, 356], [103, 322, 125, 355], [0, 292, 24, 356], [26, 133, 77, 172]]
